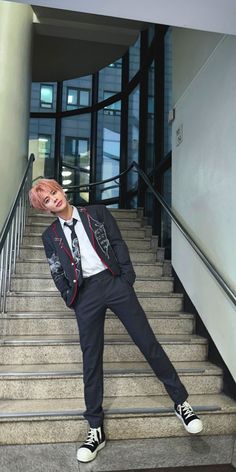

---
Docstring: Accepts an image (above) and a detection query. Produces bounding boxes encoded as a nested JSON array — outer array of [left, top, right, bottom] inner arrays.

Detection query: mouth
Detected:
[[56, 200, 62, 208]]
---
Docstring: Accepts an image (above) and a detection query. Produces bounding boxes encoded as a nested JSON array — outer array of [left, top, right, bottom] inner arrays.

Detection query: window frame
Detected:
[[66, 87, 91, 109], [40, 84, 54, 109]]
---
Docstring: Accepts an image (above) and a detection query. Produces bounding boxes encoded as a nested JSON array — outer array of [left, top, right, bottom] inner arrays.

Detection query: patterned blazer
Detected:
[[42, 205, 136, 308]]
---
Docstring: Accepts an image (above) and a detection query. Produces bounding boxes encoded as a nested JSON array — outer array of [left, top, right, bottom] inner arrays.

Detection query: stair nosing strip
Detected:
[[0, 405, 224, 419]]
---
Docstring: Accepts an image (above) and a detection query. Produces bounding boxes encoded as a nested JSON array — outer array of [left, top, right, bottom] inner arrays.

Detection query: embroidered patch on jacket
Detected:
[[47, 253, 65, 281], [89, 216, 110, 259]]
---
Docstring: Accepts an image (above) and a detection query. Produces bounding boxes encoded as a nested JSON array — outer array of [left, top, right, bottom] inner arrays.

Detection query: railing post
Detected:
[[0, 154, 35, 314]]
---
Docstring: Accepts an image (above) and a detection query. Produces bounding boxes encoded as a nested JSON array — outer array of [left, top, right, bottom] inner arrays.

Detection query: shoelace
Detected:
[[180, 402, 195, 419], [84, 428, 99, 446]]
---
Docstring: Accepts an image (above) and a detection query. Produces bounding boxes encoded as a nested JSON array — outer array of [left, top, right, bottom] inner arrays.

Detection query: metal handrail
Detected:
[[0, 154, 35, 313], [64, 160, 236, 306]]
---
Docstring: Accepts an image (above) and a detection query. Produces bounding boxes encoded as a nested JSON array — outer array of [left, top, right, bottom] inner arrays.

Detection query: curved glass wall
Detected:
[[29, 22, 171, 235]]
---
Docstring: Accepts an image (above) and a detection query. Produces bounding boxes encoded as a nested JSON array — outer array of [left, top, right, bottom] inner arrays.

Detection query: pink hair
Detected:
[[29, 179, 63, 210]]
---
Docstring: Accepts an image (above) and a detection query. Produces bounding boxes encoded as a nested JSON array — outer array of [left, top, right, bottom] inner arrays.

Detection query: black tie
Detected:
[[64, 218, 83, 284]]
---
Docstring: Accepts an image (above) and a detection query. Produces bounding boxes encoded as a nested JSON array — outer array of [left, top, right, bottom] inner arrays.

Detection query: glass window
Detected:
[[108, 58, 122, 69], [30, 83, 57, 112], [62, 76, 92, 111], [38, 135, 51, 159], [66, 87, 90, 110], [164, 27, 172, 156], [129, 35, 140, 81], [29, 118, 55, 180], [96, 106, 121, 201], [127, 86, 140, 205], [98, 59, 122, 102], [40, 84, 54, 109], [61, 114, 91, 204], [103, 92, 121, 116], [148, 24, 155, 46], [146, 61, 155, 173]]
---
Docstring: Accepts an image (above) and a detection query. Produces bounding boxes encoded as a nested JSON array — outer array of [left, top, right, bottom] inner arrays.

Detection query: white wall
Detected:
[[0, 1, 33, 230], [172, 30, 236, 380]]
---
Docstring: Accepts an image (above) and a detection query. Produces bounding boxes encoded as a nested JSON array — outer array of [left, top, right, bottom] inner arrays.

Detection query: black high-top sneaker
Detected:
[[77, 425, 106, 462], [174, 401, 203, 434]]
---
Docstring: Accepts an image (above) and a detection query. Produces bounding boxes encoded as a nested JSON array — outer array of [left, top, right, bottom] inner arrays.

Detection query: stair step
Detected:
[[0, 394, 235, 444], [6, 291, 183, 312], [19, 245, 158, 262], [22, 235, 154, 250], [0, 361, 223, 400], [15, 260, 164, 277], [1, 312, 194, 336], [25, 226, 153, 239], [0, 334, 208, 364], [10, 275, 174, 293], [27, 218, 144, 228]]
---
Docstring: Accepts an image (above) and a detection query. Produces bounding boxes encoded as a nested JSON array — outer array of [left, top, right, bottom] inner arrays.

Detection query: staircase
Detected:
[[0, 208, 235, 449]]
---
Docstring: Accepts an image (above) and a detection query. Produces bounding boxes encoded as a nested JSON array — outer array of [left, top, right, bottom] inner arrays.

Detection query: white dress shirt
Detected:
[[59, 206, 107, 277]]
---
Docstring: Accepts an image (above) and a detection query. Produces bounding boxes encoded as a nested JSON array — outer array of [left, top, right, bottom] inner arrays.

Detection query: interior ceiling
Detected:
[[31, 6, 147, 81]]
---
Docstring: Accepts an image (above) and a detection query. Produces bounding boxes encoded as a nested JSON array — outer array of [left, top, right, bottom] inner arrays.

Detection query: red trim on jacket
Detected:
[[82, 208, 117, 276], [51, 223, 78, 306]]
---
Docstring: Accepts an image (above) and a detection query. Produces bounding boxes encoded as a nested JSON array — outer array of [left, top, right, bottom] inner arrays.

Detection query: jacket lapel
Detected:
[[50, 219, 73, 259], [77, 207, 95, 247]]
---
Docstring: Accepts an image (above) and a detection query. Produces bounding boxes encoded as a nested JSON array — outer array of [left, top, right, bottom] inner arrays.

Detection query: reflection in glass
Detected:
[[129, 35, 140, 81], [103, 93, 121, 116], [30, 83, 57, 113], [29, 118, 55, 180], [146, 60, 155, 174], [148, 24, 155, 46], [98, 60, 122, 102], [164, 27, 172, 156], [62, 76, 92, 111], [61, 114, 91, 204], [127, 86, 140, 205], [96, 107, 121, 201], [145, 61, 155, 222]]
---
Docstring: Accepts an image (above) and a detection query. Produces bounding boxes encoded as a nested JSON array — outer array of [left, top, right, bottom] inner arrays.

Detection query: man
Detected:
[[29, 179, 203, 463]]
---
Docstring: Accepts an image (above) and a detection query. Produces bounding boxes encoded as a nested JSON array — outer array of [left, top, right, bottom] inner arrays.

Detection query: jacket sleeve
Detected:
[[42, 231, 70, 305], [99, 205, 136, 286]]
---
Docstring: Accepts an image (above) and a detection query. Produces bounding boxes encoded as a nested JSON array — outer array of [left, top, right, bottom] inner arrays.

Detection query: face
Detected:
[[41, 188, 69, 214]]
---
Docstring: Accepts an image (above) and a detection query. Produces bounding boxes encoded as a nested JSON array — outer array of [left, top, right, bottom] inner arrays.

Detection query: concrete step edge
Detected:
[[11, 274, 174, 281], [0, 394, 235, 419], [7, 291, 183, 298], [0, 335, 208, 345], [0, 364, 223, 378], [4, 311, 194, 319]]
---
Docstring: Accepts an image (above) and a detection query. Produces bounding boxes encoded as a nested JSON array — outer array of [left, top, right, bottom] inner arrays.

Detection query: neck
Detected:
[[53, 203, 73, 221]]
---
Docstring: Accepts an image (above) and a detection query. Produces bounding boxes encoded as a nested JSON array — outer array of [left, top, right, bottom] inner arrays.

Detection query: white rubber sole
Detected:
[[77, 440, 106, 463], [175, 411, 203, 434]]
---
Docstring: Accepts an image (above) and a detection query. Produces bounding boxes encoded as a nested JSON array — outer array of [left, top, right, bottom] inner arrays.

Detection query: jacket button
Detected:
[[73, 279, 76, 283], [71, 262, 74, 266]]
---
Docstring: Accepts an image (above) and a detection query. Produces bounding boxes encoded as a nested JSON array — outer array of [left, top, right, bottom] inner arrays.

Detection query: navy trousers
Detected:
[[74, 270, 188, 428]]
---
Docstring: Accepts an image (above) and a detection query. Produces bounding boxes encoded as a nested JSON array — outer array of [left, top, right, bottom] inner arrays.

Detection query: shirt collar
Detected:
[[59, 206, 81, 228]]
